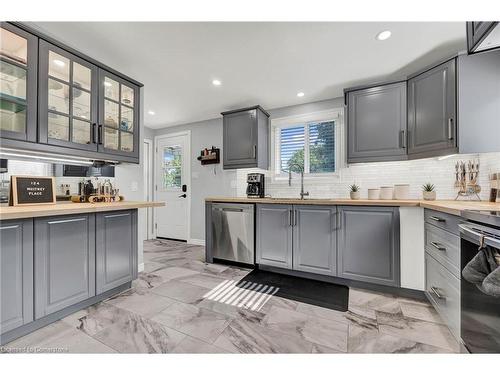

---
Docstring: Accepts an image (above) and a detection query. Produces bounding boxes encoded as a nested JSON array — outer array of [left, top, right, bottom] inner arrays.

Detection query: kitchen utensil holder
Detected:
[[455, 159, 481, 201]]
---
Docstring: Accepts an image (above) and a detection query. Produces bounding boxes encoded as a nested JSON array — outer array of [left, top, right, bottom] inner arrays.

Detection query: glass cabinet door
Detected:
[[38, 40, 98, 151], [0, 22, 37, 142], [98, 69, 139, 158]]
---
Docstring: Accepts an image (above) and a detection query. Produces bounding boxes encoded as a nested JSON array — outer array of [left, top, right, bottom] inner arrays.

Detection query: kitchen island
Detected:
[[0, 201, 164, 345]]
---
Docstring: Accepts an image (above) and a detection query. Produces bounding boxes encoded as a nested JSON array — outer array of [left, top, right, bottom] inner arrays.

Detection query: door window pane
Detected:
[[104, 77, 119, 101], [48, 79, 69, 114], [104, 99, 119, 128], [48, 51, 70, 82], [120, 132, 133, 152], [0, 60, 27, 100], [121, 85, 134, 106], [104, 127, 118, 150], [48, 113, 69, 141], [73, 88, 91, 119], [309, 121, 335, 173], [73, 62, 91, 91], [163, 146, 182, 189], [72, 119, 91, 144], [120, 106, 133, 132], [0, 27, 27, 65]]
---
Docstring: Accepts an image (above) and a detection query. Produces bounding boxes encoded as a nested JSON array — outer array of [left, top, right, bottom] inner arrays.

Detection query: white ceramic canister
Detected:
[[368, 188, 380, 200], [380, 186, 394, 200], [394, 184, 410, 200]]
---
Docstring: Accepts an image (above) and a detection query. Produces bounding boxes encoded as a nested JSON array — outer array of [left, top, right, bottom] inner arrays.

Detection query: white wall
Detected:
[[149, 96, 500, 242]]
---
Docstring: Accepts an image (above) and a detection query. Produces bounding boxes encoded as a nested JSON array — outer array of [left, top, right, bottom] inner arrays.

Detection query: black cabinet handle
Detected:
[[91, 123, 97, 144], [97, 124, 103, 145], [399, 130, 406, 148], [447, 118, 454, 140], [178, 194, 187, 198]]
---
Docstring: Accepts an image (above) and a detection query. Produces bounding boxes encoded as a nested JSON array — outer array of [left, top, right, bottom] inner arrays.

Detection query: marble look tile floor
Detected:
[[4, 239, 460, 354]]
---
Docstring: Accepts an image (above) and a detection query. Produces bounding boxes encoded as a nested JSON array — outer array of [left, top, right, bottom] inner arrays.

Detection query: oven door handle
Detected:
[[459, 224, 500, 247]]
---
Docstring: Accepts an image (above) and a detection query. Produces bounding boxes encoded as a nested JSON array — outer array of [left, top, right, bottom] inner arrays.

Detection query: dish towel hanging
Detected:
[[462, 245, 500, 297]]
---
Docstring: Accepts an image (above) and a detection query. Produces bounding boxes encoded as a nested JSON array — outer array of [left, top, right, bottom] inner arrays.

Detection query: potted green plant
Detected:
[[349, 184, 361, 200], [422, 183, 436, 200]]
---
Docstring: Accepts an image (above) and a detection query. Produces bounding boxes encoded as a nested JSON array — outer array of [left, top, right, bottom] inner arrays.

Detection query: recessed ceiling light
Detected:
[[148, 110, 155, 115], [212, 79, 222, 86], [376, 30, 392, 41], [53, 59, 65, 67], [297, 92, 305, 97]]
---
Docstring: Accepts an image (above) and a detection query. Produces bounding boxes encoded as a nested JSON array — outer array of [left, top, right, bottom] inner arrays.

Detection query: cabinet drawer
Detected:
[[425, 253, 460, 338], [424, 209, 462, 236], [425, 223, 460, 278]]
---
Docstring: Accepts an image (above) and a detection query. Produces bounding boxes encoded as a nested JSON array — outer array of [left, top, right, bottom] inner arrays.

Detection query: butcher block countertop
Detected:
[[0, 201, 165, 220], [205, 197, 500, 216]]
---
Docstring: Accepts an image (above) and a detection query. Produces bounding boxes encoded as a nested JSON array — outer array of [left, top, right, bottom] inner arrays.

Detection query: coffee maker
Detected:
[[246, 173, 265, 198]]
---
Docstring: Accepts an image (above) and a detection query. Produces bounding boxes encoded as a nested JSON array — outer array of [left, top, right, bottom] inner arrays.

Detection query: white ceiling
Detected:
[[29, 22, 466, 129]]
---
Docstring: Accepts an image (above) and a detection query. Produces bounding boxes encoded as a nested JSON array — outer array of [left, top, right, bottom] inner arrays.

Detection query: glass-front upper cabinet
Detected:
[[0, 23, 37, 142], [38, 40, 98, 151], [98, 69, 139, 159]]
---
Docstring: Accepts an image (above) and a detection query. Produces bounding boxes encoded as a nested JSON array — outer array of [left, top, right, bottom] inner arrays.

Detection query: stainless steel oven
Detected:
[[459, 211, 500, 353]]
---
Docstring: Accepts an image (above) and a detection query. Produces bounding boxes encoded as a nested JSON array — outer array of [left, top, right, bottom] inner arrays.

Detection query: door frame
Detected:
[[154, 130, 191, 242], [143, 138, 154, 240]]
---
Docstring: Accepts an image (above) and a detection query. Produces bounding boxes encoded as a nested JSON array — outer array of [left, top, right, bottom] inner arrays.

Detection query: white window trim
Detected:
[[270, 108, 344, 182]]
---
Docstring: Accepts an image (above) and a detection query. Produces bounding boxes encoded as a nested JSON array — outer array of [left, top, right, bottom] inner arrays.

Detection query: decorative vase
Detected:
[[423, 191, 436, 200], [350, 191, 361, 200]]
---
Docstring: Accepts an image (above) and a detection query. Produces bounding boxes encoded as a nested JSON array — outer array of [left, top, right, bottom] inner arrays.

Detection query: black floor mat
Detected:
[[238, 269, 349, 312]]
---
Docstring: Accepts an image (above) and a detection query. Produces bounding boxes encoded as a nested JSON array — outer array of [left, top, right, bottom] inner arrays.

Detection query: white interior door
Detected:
[[155, 133, 190, 241]]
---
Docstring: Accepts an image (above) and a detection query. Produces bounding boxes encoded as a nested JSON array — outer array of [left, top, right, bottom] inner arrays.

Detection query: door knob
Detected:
[[178, 194, 187, 198]]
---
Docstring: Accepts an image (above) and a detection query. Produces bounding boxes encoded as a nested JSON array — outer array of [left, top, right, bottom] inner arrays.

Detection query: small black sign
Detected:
[[10, 176, 56, 206]]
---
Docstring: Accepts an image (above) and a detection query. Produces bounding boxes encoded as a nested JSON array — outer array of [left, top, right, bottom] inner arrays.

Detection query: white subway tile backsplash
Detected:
[[236, 152, 500, 201]]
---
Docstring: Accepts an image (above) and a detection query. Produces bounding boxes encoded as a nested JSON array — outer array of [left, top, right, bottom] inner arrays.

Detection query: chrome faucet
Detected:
[[288, 162, 309, 200]]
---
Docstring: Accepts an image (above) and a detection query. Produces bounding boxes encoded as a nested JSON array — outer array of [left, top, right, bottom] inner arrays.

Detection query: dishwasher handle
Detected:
[[215, 207, 244, 213]]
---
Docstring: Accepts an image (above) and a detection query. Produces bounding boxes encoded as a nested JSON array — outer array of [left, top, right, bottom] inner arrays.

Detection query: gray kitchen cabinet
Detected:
[[467, 22, 500, 54], [0, 22, 38, 142], [458, 49, 500, 154], [34, 214, 96, 319], [0, 219, 33, 334], [338, 206, 400, 287], [96, 210, 137, 294], [97, 69, 140, 160], [292, 205, 337, 276], [222, 105, 269, 169], [407, 59, 457, 158], [38, 40, 99, 152], [256, 204, 293, 269], [346, 82, 407, 163]]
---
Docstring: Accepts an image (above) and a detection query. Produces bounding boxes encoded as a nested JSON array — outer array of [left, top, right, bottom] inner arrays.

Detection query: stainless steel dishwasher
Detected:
[[211, 203, 254, 266]]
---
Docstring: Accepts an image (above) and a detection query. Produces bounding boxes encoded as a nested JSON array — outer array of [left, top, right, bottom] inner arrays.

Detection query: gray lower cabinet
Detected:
[[0, 219, 34, 333], [407, 59, 457, 158], [96, 210, 137, 294], [222, 106, 269, 169], [338, 206, 400, 287], [293, 205, 337, 276], [34, 214, 96, 319], [256, 204, 293, 269], [346, 82, 407, 163]]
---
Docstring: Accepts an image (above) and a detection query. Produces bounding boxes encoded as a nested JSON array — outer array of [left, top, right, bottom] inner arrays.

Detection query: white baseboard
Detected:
[[188, 238, 205, 246], [138, 263, 145, 273]]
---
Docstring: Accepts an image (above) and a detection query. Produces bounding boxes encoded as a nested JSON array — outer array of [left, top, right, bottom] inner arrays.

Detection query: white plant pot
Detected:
[[350, 191, 361, 200], [423, 191, 436, 201]]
